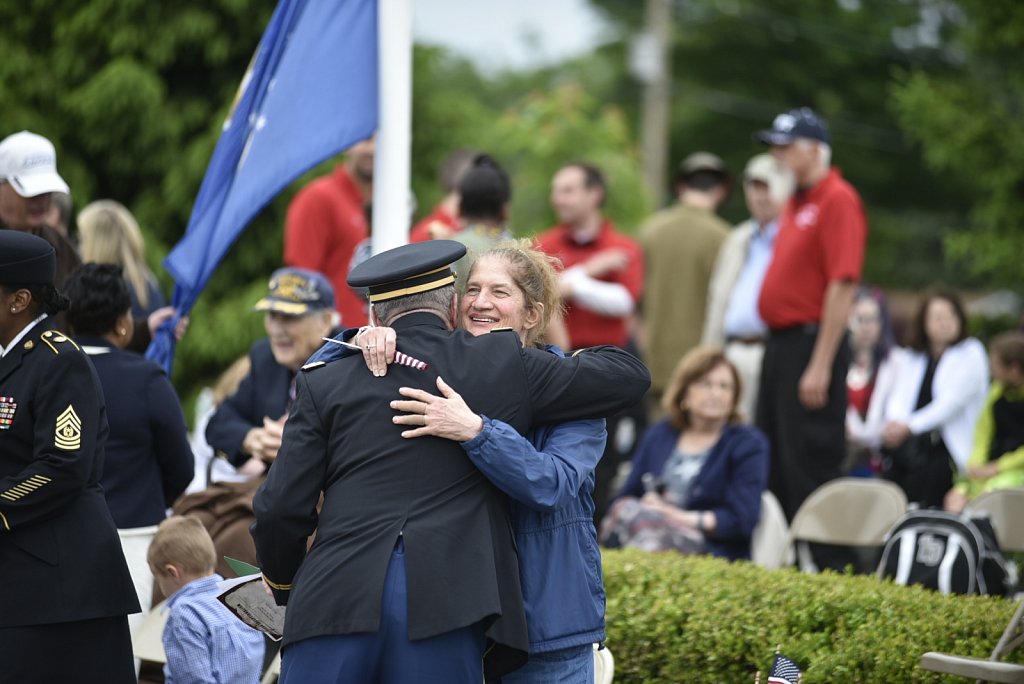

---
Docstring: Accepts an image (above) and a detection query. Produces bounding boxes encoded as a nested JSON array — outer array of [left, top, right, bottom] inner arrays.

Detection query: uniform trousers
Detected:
[[0, 615, 136, 682], [279, 537, 486, 684]]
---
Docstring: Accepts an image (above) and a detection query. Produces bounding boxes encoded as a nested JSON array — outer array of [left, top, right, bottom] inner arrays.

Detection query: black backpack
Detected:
[[877, 509, 1017, 596]]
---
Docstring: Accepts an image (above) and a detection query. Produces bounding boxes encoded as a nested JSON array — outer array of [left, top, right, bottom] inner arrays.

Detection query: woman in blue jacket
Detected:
[[355, 241, 606, 683], [602, 346, 769, 560]]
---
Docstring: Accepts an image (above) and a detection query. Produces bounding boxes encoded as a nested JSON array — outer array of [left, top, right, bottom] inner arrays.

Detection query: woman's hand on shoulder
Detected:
[[391, 376, 483, 442], [353, 326, 397, 376]]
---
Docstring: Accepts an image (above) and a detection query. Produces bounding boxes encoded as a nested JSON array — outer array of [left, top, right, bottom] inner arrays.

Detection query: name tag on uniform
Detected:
[[0, 396, 16, 429]]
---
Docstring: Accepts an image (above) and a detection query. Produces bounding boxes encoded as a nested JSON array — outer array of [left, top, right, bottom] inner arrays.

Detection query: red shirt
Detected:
[[536, 220, 644, 349], [409, 206, 460, 243], [848, 377, 875, 418], [284, 165, 368, 326], [758, 168, 866, 329]]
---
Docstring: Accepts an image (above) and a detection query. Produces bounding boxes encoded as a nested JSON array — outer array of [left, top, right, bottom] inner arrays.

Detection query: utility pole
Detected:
[[632, 0, 672, 208]]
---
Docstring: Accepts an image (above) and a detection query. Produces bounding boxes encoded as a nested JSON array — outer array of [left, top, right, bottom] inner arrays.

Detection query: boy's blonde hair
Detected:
[[148, 515, 217, 576]]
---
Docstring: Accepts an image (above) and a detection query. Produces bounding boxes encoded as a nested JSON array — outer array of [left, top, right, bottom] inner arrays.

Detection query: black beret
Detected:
[[0, 230, 56, 285], [348, 240, 466, 303]]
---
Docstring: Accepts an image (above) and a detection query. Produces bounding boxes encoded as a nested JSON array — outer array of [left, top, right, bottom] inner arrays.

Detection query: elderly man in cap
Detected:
[[251, 240, 650, 683], [754, 108, 867, 556], [639, 151, 731, 405], [702, 153, 795, 421], [0, 231, 139, 681], [206, 267, 339, 476], [0, 131, 82, 290]]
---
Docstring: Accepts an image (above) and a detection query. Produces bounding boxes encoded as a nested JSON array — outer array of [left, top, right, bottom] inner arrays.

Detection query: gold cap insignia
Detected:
[[55, 405, 82, 450]]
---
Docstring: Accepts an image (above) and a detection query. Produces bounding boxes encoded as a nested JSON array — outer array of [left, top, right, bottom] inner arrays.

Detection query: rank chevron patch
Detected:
[[55, 405, 82, 450]]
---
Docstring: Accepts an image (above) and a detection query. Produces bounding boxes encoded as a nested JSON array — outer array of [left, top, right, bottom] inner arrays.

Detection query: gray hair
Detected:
[[371, 284, 455, 326], [797, 138, 832, 168]]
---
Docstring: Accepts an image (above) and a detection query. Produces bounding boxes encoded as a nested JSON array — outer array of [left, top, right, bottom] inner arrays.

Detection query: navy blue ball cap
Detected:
[[348, 240, 466, 303], [255, 267, 335, 315], [757, 107, 831, 146], [0, 229, 56, 285]]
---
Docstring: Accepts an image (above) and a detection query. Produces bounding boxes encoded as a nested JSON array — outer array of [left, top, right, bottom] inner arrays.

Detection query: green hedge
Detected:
[[602, 549, 1022, 683]]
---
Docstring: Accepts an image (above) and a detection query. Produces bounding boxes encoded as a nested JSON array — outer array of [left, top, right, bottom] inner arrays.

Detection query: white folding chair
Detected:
[[751, 489, 791, 569], [920, 597, 1024, 683], [132, 599, 169, 664], [261, 650, 282, 684], [594, 643, 615, 684], [965, 488, 1024, 553], [781, 477, 907, 572]]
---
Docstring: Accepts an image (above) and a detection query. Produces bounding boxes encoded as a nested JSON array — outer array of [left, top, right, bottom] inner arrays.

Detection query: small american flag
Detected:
[[394, 350, 428, 371], [767, 654, 801, 684]]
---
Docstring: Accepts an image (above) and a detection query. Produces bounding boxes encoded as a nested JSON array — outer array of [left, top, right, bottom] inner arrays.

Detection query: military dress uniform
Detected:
[[0, 324, 140, 680], [251, 241, 651, 683], [0, 234, 139, 682]]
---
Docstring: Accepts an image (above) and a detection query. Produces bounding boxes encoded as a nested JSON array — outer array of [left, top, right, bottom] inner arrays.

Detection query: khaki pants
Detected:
[[724, 340, 766, 424]]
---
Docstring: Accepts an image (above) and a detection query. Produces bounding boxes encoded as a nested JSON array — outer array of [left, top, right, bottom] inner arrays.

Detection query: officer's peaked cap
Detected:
[[348, 240, 466, 303]]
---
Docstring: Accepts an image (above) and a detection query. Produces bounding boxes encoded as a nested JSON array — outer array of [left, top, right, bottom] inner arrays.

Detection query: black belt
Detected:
[[769, 323, 820, 337]]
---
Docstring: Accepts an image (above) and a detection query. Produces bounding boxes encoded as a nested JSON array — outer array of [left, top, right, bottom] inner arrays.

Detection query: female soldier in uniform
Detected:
[[0, 230, 139, 681]]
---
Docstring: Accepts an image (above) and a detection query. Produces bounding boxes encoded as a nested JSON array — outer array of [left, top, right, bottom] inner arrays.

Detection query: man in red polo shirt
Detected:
[[755, 108, 867, 540], [284, 138, 374, 327], [537, 162, 645, 523], [537, 162, 644, 350]]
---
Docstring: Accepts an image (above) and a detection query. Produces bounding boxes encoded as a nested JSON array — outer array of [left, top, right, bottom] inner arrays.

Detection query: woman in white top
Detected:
[[880, 287, 989, 507], [845, 287, 905, 474]]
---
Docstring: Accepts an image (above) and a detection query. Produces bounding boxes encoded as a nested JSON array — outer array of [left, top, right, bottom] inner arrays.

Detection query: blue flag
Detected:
[[147, 0, 378, 372]]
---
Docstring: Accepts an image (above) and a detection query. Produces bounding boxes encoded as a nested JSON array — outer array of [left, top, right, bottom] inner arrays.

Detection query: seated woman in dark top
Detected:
[[65, 263, 194, 527], [600, 346, 769, 560]]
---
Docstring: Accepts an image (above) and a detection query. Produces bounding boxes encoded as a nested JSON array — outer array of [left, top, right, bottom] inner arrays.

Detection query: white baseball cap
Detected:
[[744, 153, 794, 206], [0, 131, 70, 198]]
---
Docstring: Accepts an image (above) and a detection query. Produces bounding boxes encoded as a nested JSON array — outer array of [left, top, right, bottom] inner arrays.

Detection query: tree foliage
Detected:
[[590, 0, 982, 287], [4, 0, 1019, 412], [890, 0, 1024, 287], [1, 5, 654, 411]]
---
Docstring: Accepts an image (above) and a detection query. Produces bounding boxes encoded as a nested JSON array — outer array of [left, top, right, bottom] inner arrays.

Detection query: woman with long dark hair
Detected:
[[881, 286, 989, 507], [845, 286, 905, 475]]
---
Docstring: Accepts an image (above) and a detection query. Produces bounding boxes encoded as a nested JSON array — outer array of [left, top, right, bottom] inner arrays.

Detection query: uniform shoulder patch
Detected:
[[488, 327, 516, 334], [40, 330, 81, 354], [55, 405, 82, 450]]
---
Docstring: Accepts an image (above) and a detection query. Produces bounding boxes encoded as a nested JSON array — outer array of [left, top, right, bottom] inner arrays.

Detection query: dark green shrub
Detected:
[[603, 549, 1021, 682]]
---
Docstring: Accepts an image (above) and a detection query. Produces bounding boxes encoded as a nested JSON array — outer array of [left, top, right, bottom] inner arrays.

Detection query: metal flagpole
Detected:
[[372, 0, 413, 254]]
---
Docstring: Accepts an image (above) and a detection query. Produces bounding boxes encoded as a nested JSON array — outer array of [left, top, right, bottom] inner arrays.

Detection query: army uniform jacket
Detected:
[[206, 328, 343, 468], [252, 312, 650, 658], [0, 318, 140, 627]]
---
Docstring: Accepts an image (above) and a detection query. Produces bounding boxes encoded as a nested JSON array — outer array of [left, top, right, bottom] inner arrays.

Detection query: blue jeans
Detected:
[[500, 643, 593, 684]]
